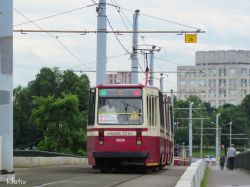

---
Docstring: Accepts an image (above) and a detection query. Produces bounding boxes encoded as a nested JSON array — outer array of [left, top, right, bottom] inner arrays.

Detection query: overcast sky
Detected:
[[13, 0, 250, 92]]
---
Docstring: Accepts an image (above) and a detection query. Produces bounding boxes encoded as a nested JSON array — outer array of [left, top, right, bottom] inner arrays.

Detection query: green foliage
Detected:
[[30, 94, 86, 155], [201, 166, 209, 187], [14, 67, 90, 155], [174, 94, 250, 149]]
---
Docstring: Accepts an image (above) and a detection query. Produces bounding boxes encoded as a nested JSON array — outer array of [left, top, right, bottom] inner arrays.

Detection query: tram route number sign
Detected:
[[185, 34, 197, 43]]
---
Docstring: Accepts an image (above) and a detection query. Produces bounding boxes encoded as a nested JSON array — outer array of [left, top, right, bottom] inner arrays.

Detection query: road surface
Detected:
[[0, 165, 186, 187]]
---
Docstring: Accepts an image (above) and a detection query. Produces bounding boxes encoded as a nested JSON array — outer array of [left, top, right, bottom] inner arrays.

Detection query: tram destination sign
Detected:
[[99, 88, 142, 97]]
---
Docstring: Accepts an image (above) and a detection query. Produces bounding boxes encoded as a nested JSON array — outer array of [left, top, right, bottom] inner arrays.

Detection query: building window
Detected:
[[241, 90, 247, 97], [209, 68, 217, 77], [228, 100, 237, 105], [229, 79, 237, 88], [179, 72, 186, 78], [180, 80, 186, 87], [241, 68, 247, 76], [219, 100, 226, 106], [219, 68, 227, 76], [179, 90, 186, 99], [229, 89, 237, 97], [199, 80, 206, 87], [241, 79, 247, 87], [229, 68, 237, 76], [209, 89, 216, 97], [189, 80, 196, 87], [209, 79, 216, 87], [209, 100, 216, 107], [219, 89, 226, 97], [219, 79, 226, 87], [199, 92, 206, 98]]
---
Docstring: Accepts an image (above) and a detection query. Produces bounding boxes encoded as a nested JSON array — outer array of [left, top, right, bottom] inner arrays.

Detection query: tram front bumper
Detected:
[[93, 151, 149, 158]]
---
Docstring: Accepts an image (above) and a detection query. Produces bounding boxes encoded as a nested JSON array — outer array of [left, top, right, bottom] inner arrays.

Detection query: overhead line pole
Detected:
[[131, 10, 139, 84], [0, 0, 15, 182], [96, 0, 107, 85], [188, 102, 193, 165], [149, 46, 156, 86]]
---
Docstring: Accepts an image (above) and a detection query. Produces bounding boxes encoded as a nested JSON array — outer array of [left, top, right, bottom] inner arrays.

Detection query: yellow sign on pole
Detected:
[[185, 34, 197, 43]]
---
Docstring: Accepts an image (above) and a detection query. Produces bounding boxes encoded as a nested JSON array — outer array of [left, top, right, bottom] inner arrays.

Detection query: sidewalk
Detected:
[[207, 166, 250, 187]]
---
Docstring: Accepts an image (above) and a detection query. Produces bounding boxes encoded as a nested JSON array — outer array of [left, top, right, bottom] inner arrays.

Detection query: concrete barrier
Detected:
[[175, 159, 206, 187], [0, 136, 2, 170], [14, 157, 88, 168]]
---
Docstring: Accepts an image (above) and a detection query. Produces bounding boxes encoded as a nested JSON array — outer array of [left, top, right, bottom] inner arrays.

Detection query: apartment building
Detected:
[[106, 72, 131, 84], [177, 50, 250, 108]]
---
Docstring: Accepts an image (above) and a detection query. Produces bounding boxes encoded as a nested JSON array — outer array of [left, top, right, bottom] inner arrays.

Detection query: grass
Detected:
[[201, 165, 209, 187], [192, 148, 229, 158]]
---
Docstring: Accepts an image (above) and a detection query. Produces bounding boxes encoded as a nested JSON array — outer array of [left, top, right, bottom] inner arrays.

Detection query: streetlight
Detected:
[[216, 113, 220, 169], [229, 121, 232, 146], [189, 102, 193, 165], [193, 109, 204, 158]]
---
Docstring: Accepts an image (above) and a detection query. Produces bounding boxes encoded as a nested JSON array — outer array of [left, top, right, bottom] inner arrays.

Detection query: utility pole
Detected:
[[96, 0, 107, 85], [229, 121, 232, 146], [131, 10, 139, 84], [189, 102, 193, 165], [216, 113, 220, 169], [160, 73, 163, 92], [0, 0, 15, 182], [200, 118, 203, 158], [170, 89, 174, 165], [149, 46, 156, 86]]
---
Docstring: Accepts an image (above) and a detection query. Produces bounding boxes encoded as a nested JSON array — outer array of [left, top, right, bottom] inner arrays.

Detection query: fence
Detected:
[[0, 136, 2, 170], [234, 151, 250, 171]]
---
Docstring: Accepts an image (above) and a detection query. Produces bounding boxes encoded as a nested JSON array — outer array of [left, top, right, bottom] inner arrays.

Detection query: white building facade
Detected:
[[177, 50, 250, 108]]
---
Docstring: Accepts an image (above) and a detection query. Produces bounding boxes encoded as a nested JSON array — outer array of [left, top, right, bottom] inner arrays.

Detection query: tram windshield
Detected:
[[98, 91, 143, 125]]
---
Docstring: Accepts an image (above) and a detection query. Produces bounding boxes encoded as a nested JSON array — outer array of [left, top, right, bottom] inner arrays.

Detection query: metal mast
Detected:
[[149, 46, 156, 86], [96, 0, 107, 85], [160, 73, 163, 92], [189, 102, 193, 165], [0, 0, 14, 181], [131, 10, 140, 84]]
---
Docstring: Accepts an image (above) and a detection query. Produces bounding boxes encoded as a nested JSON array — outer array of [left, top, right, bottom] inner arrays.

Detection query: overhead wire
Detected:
[[14, 8, 93, 71], [14, 3, 97, 27], [106, 17, 131, 54], [116, 6, 202, 30], [109, 0, 149, 72]]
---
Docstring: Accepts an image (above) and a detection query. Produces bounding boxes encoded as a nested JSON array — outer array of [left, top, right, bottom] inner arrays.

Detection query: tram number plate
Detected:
[[116, 138, 125, 142]]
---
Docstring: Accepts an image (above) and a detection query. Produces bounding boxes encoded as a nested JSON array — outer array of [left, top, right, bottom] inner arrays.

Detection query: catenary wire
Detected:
[[106, 3, 202, 30], [14, 3, 96, 27], [14, 8, 93, 71]]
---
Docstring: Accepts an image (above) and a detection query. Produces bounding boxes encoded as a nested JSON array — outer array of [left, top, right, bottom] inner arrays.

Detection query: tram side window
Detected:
[[147, 96, 152, 126], [147, 95, 158, 126], [159, 93, 164, 128], [88, 88, 96, 126], [152, 97, 155, 126]]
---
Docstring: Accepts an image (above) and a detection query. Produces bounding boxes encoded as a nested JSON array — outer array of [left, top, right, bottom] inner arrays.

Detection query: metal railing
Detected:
[[13, 150, 85, 158]]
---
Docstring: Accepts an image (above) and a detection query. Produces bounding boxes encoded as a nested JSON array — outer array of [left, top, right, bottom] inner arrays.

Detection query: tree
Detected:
[[14, 67, 90, 152], [30, 94, 86, 155], [13, 86, 42, 149]]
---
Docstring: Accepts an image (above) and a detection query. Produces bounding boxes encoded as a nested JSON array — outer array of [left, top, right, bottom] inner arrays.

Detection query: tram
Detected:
[[87, 84, 174, 172]]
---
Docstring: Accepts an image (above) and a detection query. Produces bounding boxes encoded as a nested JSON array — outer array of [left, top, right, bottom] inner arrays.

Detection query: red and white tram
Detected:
[[87, 84, 174, 172]]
